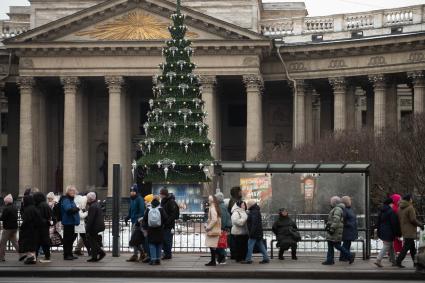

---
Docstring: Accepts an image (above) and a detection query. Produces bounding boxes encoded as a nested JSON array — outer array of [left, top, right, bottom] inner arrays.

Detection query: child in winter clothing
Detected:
[[142, 197, 167, 265], [0, 194, 19, 261]]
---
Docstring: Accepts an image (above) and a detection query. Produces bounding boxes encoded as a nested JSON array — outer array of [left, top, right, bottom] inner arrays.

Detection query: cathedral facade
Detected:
[[0, 0, 424, 197]]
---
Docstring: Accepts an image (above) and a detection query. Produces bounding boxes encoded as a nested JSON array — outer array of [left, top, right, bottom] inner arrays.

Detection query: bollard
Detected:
[[112, 164, 121, 257]]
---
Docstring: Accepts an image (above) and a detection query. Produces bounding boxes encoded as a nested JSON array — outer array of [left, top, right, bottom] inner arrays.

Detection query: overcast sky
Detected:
[[1, 0, 425, 19]]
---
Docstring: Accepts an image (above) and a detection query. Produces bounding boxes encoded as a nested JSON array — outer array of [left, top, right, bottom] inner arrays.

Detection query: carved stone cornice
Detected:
[[199, 75, 217, 91], [295, 79, 313, 94], [105, 76, 124, 93], [17, 76, 35, 91], [408, 70, 425, 87], [242, 74, 264, 93], [60, 77, 80, 93], [329, 77, 346, 93], [368, 74, 386, 90]]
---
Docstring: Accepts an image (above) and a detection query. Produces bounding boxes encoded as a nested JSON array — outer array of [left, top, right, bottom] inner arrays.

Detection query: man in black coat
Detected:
[[0, 194, 19, 261], [160, 188, 179, 260], [85, 192, 106, 262], [241, 200, 269, 264]]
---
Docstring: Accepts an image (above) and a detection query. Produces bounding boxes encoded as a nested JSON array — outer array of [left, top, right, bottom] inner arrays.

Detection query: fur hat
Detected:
[[3, 194, 13, 205], [246, 199, 257, 209], [144, 194, 154, 203]]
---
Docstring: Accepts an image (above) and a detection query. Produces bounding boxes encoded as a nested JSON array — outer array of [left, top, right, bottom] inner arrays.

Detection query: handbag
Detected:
[[217, 231, 228, 249], [289, 227, 302, 242], [49, 227, 63, 247]]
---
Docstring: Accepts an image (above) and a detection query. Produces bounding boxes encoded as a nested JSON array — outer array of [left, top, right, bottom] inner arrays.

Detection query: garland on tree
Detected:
[[136, 0, 214, 183]]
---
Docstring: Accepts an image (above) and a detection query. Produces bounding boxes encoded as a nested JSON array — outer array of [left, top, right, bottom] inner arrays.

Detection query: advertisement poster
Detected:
[[240, 174, 272, 209], [152, 184, 203, 213]]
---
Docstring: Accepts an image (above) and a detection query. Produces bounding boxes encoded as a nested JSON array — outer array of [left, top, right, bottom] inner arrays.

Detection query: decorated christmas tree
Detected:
[[136, 0, 214, 183]]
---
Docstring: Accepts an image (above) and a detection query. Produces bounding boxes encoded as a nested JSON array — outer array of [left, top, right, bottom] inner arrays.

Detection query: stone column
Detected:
[[354, 87, 366, 131], [17, 77, 35, 195], [345, 85, 356, 130], [243, 74, 264, 160], [369, 74, 386, 134], [294, 80, 306, 147], [61, 77, 80, 192], [385, 82, 398, 130], [200, 76, 219, 159], [312, 90, 321, 142], [408, 71, 425, 113], [304, 84, 313, 144], [329, 77, 347, 131], [106, 76, 124, 197]]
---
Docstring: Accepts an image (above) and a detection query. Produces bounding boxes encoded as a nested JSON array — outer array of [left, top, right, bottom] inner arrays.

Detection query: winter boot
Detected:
[[291, 250, 298, 260], [126, 254, 139, 262]]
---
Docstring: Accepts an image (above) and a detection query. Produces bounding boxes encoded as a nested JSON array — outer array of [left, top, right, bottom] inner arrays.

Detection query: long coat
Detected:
[[342, 207, 358, 241], [272, 215, 298, 247], [20, 203, 42, 252], [142, 206, 168, 244], [231, 204, 248, 235], [326, 203, 345, 242], [205, 205, 221, 248], [398, 200, 423, 239], [247, 204, 264, 240], [377, 204, 401, 242], [74, 195, 88, 234], [86, 201, 105, 236]]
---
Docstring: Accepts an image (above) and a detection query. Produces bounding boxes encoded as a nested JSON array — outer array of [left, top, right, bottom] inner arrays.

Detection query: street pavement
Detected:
[[0, 253, 422, 280], [0, 280, 422, 283]]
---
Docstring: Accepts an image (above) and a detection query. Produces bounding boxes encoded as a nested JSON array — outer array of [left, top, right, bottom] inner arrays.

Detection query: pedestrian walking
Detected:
[[85, 192, 106, 262], [340, 196, 358, 262], [390, 193, 403, 254], [19, 194, 42, 264], [228, 186, 243, 259], [272, 208, 299, 260], [241, 199, 269, 264], [322, 196, 355, 265], [231, 200, 248, 262], [396, 194, 424, 268], [215, 192, 231, 264], [204, 195, 221, 266], [125, 185, 146, 262], [0, 194, 19, 261], [142, 197, 167, 265], [74, 194, 90, 256], [160, 188, 180, 260], [374, 198, 401, 268], [61, 185, 80, 260], [33, 192, 52, 263]]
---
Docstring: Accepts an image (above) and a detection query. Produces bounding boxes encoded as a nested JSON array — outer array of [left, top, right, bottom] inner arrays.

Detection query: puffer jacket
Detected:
[[61, 195, 80, 226], [272, 215, 298, 246], [231, 204, 248, 235], [342, 207, 358, 241], [326, 203, 345, 242], [398, 200, 423, 239], [377, 204, 401, 242], [247, 204, 264, 240]]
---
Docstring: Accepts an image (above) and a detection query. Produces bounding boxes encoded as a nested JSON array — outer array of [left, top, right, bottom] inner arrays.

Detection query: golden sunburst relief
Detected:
[[75, 10, 199, 40]]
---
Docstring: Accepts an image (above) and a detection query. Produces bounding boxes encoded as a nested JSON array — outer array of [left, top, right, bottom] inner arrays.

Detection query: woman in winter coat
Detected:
[[340, 196, 358, 261], [231, 200, 248, 262], [272, 208, 299, 260], [390, 193, 403, 253], [33, 192, 52, 263], [204, 195, 222, 266], [85, 192, 106, 262], [73, 194, 90, 256], [374, 198, 401, 267], [19, 195, 42, 264], [142, 197, 168, 265], [322, 196, 355, 265], [61, 186, 80, 260]]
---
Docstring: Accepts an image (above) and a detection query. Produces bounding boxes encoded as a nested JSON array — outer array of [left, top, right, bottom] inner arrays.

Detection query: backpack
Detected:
[[148, 207, 162, 228], [52, 196, 63, 222]]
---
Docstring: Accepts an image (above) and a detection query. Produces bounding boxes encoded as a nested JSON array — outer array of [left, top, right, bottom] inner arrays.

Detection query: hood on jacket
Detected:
[[33, 192, 46, 205], [336, 203, 346, 210], [399, 200, 411, 209]]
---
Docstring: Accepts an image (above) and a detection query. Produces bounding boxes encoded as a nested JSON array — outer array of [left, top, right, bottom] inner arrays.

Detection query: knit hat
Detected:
[[384, 198, 393, 205], [130, 184, 138, 193], [144, 194, 154, 203], [3, 194, 13, 205], [246, 199, 257, 209], [215, 192, 224, 203], [86, 192, 97, 203], [402, 194, 412, 201]]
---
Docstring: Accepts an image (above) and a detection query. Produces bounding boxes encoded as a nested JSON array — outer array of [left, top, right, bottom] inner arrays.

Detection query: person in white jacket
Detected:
[[231, 201, 248, 262], [73, 195, 90, 256]]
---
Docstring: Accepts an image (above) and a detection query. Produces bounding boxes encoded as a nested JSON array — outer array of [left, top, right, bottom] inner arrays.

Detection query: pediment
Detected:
[[5, 0, 267, 45]]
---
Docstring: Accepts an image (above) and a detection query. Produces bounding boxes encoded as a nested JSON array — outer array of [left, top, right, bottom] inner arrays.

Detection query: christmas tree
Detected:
[[136, 0, 214, 183]]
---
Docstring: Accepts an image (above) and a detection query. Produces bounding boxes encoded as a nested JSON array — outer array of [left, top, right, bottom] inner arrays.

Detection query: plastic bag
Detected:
[[217, 231, 228, 249]]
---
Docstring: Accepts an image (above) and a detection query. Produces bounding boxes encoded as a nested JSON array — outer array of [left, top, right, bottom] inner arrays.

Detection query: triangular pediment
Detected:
[[5, 0, 267, 45]]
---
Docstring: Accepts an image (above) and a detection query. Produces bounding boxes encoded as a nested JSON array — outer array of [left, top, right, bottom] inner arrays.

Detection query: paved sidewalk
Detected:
[[0, 253, 422, 280]]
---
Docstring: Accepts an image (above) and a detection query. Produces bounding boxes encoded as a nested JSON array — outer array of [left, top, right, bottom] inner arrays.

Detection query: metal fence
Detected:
[[5, 213, 423, 257]]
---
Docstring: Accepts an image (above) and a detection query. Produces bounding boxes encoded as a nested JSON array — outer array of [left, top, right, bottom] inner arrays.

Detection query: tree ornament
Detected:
[[149, 99, 154, 109], [152, 108, 162, 122], [192, 98, 202, 108], [163, 121, 177, 136], [178, 108, 192, 123], [166, 72, 176, 83], [178, 83, 189, 95], [143, 122, 150, 136], [179, 138, 194, 153], [177, 60, 186, 70], [143, 138, 155, 153], [165, 97, 176, 109]]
